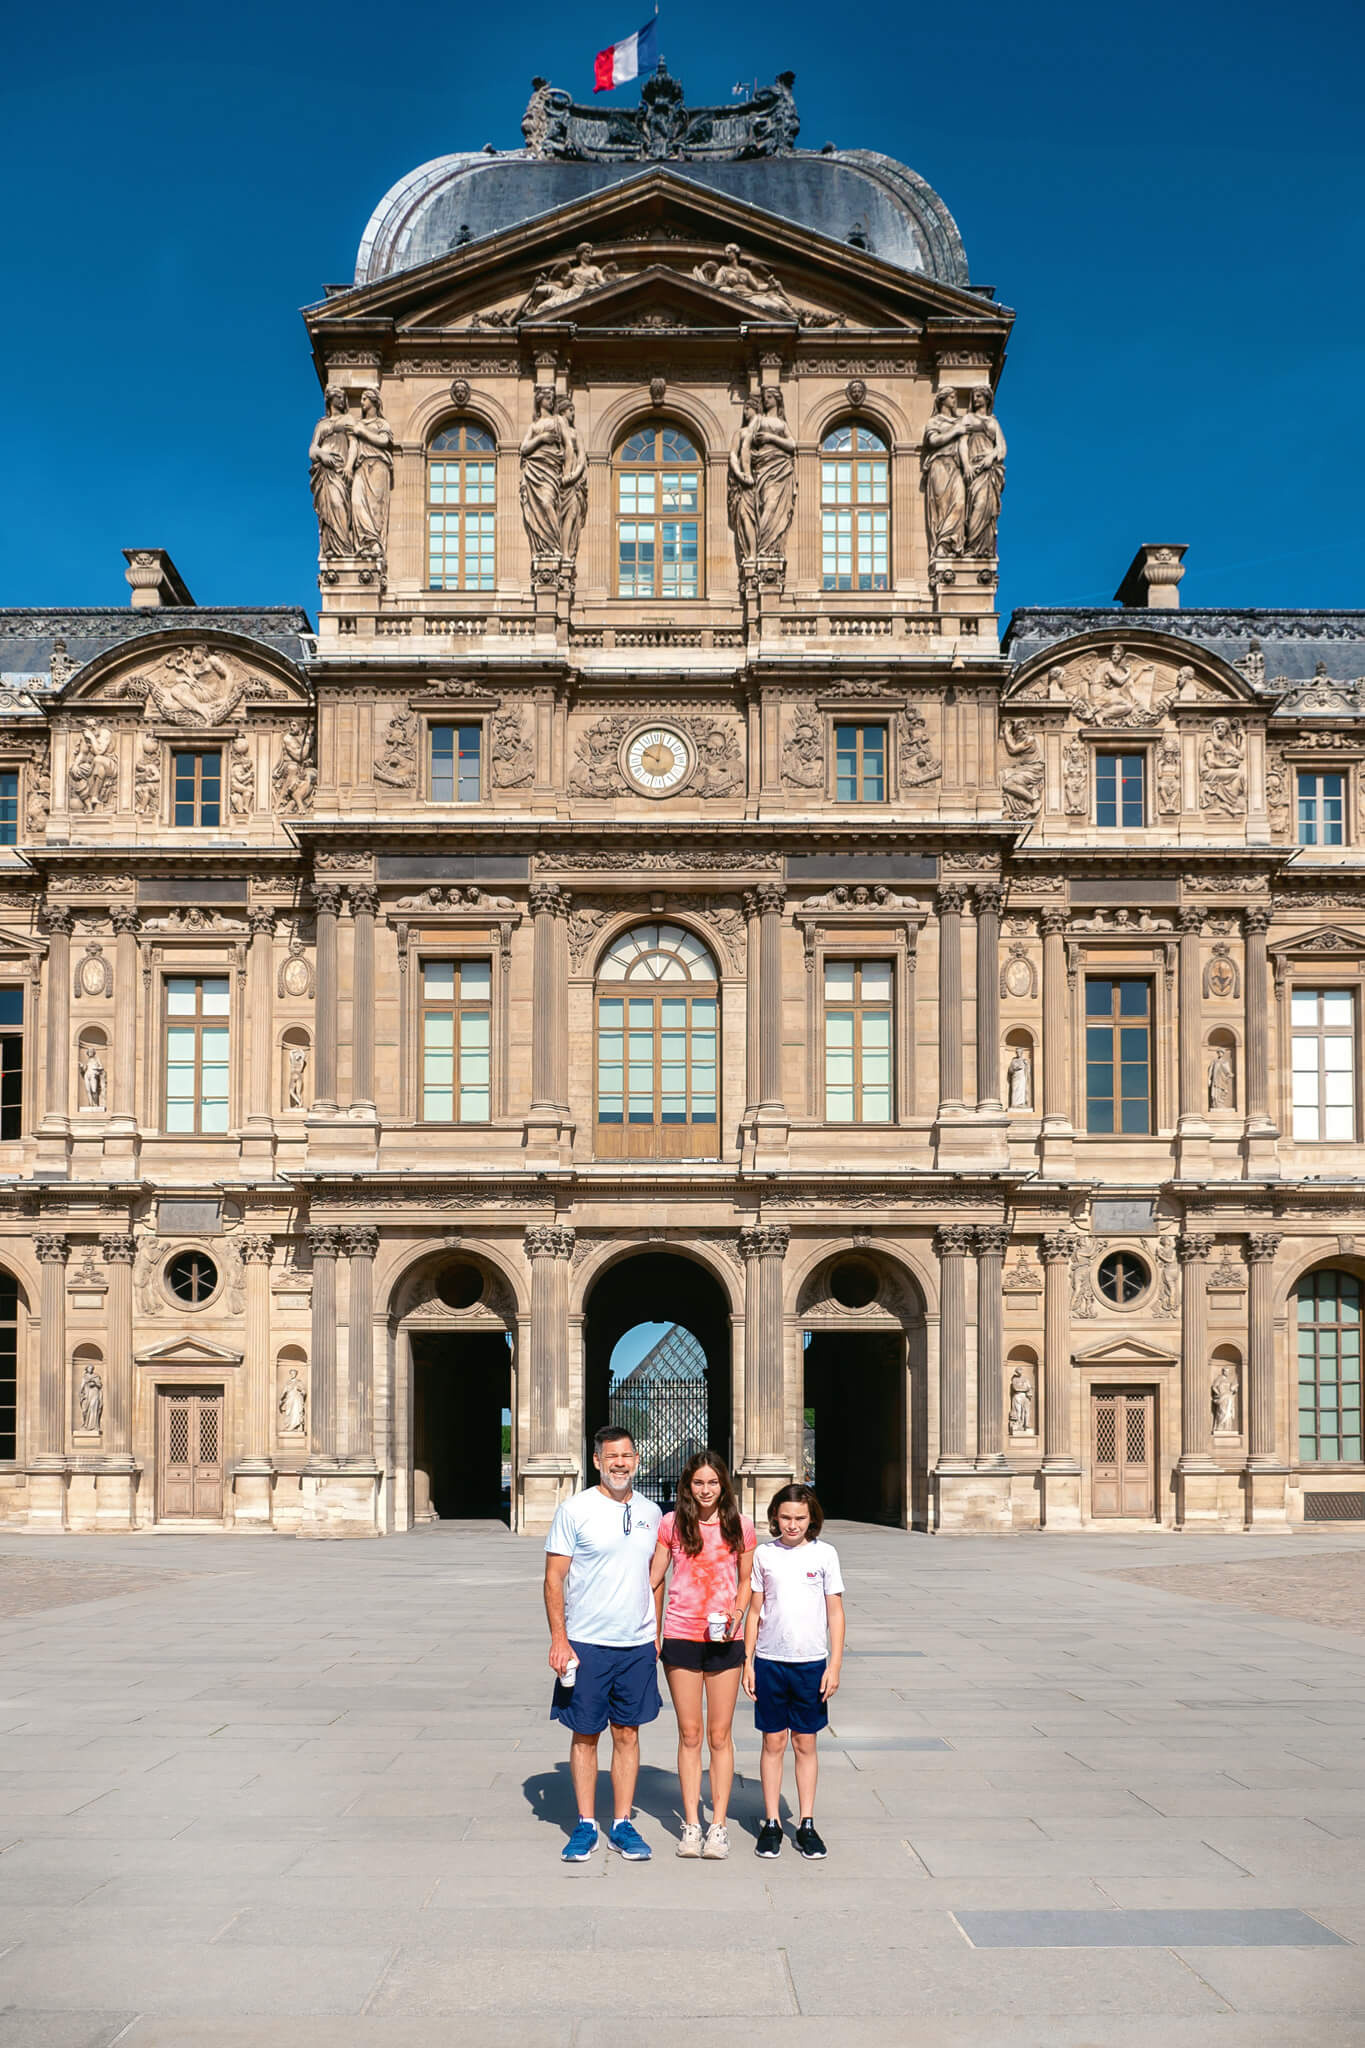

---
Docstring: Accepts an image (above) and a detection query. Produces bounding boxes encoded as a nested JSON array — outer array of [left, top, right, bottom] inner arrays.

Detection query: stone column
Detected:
[[755, 885, 786, 1113], [1041, 909, 1068, 1123], [935, 1224, 971, 1464], [1177, 1232, 1215, 1466], [1177, 907, 1206, 1124], [348, 889, 378, 1116], [936, 886, 966, 1115], [234, 1234, 275, 1528], [34, 1232, 69, 1457], [740, 1224, 791, 1499], [41, 905, 72, 1126], [742, 893, 761, 1120], [305, 1226, 341, 1462], [1041, 1233, 1075, 1468], [974, 1225, 1009, 1465], [974, 884, 1003, 1111], [311, 886, 341, 1115], [99, 1234, 136, 1457], [1245, 1232, 1282, 1465], [246, 908, 274, 1126], [522, 1223, 576, 1528], [529, 884, 562, 1114], [343, 1226, 378, 1461], [1243, 906, 1275, 1166], [110, 906, 139, 1121]]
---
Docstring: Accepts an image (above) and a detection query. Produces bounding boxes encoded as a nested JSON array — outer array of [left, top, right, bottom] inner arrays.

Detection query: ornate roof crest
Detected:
[[520, 64, 798, 164]]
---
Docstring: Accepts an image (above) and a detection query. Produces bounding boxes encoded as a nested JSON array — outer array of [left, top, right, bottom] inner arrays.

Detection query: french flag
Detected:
[[594, 15, 658, 92]]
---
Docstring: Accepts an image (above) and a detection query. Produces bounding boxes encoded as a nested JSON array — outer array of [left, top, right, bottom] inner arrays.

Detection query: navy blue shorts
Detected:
[[754, 1655, 828, 1734], [550, 1640, 661, 1735]]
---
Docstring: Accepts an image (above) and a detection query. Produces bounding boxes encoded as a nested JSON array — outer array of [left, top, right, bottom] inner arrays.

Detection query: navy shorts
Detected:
[[753, 1655, 828, 1734], [550, 1640, 661, 1734]]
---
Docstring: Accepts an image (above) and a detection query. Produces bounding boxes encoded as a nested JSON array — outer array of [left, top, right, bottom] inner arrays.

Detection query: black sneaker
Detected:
[[754, 1819, 783, 1858], [795, 1819, 827, 1859]]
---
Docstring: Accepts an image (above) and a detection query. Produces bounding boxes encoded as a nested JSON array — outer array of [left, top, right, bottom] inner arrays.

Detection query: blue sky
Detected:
[[3, 0, 1361, 620]]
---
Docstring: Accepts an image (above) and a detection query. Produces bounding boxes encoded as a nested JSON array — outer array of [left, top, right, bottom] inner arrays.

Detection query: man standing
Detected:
[[544, 1424, 661, 1862]]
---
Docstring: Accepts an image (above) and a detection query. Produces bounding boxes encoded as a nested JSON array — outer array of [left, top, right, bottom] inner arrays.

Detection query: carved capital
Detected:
[[341, 1226, 379, 1260], [41, 904, 73, 937], [313, 884, 343, 919], [246, 907, 276, 937], [348, 887, 379, 921], [935, 884, 967, 919], [524, 1224, 575, 1261], [1176, 1232, 1215, 1266], [753, 884, 786, 917], [99, 1233, 137, 1265], [529, 883, 569, 919], [111, 906, 140, 937], [1177, 906, 1205, 937], [1244, 1233, 1282, 1265], [1040, 1233, 1075, 1265], [35, 1233, 70, 1264], [1243, 904, 1273, 937], [973, 884, 1004, 921], [972, 1225, 1011, 1260], [1040, 908, 1068, 938], [934, 1224, 973, 1260], [239, 1235, 275, 1265], [305, 1226, 342, 1260], [738, 1224, 790, 1261]]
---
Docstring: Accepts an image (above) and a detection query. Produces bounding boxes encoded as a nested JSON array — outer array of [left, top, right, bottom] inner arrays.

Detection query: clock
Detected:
[[622, 724, 693, 797]]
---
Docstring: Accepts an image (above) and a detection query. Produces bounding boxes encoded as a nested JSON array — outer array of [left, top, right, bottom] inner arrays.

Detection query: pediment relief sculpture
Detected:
[[473, 240, 843, 332], [1009, 646, 1241, 727], [1271, 667, 1364, 717], [104, 645, 295, 728], [691, 245, 837, 326], [486, 243, 621, 327]]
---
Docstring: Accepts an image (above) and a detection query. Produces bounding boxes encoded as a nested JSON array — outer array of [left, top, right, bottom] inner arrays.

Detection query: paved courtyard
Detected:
[[0, 1524, 1363, 2046]]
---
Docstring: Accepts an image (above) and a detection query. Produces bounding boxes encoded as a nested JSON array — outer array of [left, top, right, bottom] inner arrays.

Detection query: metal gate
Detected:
[[158, 1387, 225, 1520], [1091, 1386, 1155, 1518], [610, 1324, 708, 1508]]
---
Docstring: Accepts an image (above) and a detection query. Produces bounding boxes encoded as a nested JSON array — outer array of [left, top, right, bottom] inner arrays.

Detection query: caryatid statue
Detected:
[[921, 388, 968, 556], [963, 389, 1006, 557], [555, 395, 588, 564], [309, 387, 354, 557], [726, 399, 758, 570], [750, 386, 797, 566], [350, 388, 395, 560], [519, 386, 567, 562]]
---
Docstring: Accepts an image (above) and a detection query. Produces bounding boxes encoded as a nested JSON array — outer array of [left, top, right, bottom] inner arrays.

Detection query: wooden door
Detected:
[[1091, 1387, 1155, 1518], [158, 1387, 225, 1520]]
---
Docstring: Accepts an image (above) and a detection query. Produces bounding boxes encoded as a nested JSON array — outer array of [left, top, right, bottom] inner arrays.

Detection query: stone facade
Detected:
[[2, 71, 1363, 1535]]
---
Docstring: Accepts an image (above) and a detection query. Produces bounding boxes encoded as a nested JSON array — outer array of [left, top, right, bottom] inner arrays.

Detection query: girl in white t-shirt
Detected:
[[742, 1483, 845, 1860]]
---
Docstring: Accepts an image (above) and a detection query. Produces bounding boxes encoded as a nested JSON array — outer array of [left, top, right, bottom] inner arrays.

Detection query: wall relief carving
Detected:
[[999, 720, 1043, 818], [781, 708, 824, 790], [372, 709, 417, 788], [1198, 720, 1247, 816], [490, 711, 536, 789], [272, 722, 316, 815], [67, 721, 117, 813], [392, 884, 516, 911], [899, 708, 941, 787]]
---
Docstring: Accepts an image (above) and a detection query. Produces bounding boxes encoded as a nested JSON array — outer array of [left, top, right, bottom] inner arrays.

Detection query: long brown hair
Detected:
[[673, 1449, 746, 1558]]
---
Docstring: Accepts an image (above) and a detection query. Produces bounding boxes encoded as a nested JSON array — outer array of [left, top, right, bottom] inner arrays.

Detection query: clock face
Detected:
[[624, 726, 691, 795]]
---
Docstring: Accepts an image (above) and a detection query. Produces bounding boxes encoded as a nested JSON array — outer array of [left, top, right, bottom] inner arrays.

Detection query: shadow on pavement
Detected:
[[522, 1756, 786, 1844]]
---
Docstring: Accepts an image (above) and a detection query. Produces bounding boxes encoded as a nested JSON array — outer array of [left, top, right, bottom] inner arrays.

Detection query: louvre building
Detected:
[[2, 68, 1363, 1536]]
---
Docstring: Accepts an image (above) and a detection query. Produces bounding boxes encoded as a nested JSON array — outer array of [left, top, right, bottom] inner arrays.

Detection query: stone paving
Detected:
[[0, 1523, 1362, 2045]]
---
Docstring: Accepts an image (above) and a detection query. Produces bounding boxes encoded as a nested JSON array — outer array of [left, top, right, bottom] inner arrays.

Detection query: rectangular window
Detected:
[[596, 994, 716, 1130], [1085, 977, 1153, 1134], [1096, 753, 1145, 828], [1298, 771, 1346, 847], [820, 455, 889, 592], [420, 960, 491, 1122], [0, 988, 21, 1141], [428, 509, 496, 591], [163, 975, 230, 1135], [1298, 1271, 1362, 1463], [172, 751, 222, 829], [0, 772, 17, 846], [1291, 987, 1356, 1141], [824, 960, 893, 1122], [430, 724, 482, 803], [834, 724, 886, 804]]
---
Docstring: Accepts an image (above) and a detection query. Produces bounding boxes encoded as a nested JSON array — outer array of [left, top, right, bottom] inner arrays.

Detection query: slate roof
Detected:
[[1004, 609, 1365, 692], [0, 608, 316, 691]]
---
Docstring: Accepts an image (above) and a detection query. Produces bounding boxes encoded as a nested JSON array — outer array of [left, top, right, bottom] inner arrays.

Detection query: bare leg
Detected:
[[702, 1665, 742, 1825], [569, 1731, 600, 1820], [665, 1665, 706, 1826], [760, 1728, 788, 1821], [792, 1730, 819, 1819], [610, 1723, 640, 1822]]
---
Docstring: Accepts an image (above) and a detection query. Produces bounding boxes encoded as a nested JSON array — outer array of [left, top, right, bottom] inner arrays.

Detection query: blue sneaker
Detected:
[[562, 1820, 599, 1862], [608, 1818, 651, 1861]]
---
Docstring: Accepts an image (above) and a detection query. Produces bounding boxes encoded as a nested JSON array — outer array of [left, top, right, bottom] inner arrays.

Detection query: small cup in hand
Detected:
[[706, 1611, 729, 1642]]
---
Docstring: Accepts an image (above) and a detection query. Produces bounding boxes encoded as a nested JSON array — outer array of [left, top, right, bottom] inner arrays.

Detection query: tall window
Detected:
[[0, 1269, 15, 1461], [420, 960, 491, 1122], [1297, 1269, 1362, 1463], [430, 724, 481, 803], [824, 961, 893, 1122], [835, 724, 886, 803], [0, 772, 17, 846], [820, 424, 889, 590], [164, 975, 230, 1135], [172, 751, 221, 828], [1291, 988, 1356, 1140], [1085, 977, 1153, 1134], [1096, 753, 1144, 828], [1298, 771, 1345, 847], [596, 924, 717, 1158], [615, 426, 701, 599], [0, 989, 21, 1141], [427, 422, 496, 591]]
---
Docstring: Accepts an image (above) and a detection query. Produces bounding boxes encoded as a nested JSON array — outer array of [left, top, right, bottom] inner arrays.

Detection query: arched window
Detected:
[[614, 426, 701, 599], [1297, 1269, 1362, 1462], [820, 423, 889, 591], [427, 422, 496, 591], [595, 924, 718, 1157]]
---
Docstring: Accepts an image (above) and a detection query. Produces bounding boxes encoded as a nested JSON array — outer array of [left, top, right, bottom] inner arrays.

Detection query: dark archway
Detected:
[[803, 1331, 906, 1526], [583, 1252, 732, 1509], [412, 1330, 511, 1523]]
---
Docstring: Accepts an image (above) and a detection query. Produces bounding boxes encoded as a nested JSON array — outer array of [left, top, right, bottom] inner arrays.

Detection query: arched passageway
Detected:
[[394, 1254, 517, 1527], [798, 1252, 927, 1529], [583, 1252, 731, 1508]]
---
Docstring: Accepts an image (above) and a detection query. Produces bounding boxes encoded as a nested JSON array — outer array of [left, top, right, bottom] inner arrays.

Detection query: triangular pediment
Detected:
[[135, 1335, 244, 1367], [1073, 1336, 1178, 1368], [1268, 924, 1365, 959]]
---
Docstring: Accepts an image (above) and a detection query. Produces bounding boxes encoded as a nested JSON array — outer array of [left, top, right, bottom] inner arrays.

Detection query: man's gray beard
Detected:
[[600, 1471, 632, 1496]]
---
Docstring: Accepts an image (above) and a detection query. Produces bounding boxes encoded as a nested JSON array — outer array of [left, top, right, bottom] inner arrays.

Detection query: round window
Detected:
[[167, 1251, 218, 1305], [435, 1262, 484, 1310], [1097, 1250, 1149, 1306], [829, 1259, 879, 1309]]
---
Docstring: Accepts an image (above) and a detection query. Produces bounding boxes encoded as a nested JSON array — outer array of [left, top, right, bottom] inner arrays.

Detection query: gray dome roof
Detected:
[[355, 149, 970, 290]]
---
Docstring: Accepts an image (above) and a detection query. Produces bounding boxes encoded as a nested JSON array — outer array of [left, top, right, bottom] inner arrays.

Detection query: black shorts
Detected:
[[660, 1635, 745, 1674]]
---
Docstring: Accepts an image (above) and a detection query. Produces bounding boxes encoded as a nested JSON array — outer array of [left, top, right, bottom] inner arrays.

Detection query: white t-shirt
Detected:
[[545, 1487, 662, 1648], [750, 1538, 844, 1663]]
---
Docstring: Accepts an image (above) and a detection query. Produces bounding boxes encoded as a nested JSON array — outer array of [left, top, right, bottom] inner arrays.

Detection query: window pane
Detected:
[[460, 960, 491, 999], [423, 962, 455, 998]]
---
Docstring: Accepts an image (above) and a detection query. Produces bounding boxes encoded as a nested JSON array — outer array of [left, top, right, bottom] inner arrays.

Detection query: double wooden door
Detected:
[[1091, 1387, 1156, 1518], [158, 1387, 225, 1520]]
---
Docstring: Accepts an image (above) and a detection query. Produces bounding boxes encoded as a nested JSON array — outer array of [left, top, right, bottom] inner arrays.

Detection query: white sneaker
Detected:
[[702, 1823, 730, 1860], [676, 1822, 704, 1858]]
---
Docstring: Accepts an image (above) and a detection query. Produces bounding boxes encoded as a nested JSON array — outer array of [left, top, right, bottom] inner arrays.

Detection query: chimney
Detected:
[[1115, 543, 1187, 610], [122, 549, 195, 610]]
